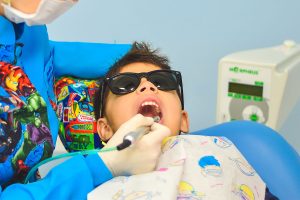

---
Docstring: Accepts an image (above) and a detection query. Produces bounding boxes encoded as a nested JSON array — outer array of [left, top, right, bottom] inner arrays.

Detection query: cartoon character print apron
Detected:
[[0, 39, 54, 187]]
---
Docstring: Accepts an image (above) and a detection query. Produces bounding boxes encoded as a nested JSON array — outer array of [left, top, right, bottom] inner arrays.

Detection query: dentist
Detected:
[[0, 1, 165, 199]]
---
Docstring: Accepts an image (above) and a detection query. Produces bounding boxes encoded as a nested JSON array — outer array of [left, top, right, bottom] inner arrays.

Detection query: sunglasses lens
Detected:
[[150, 71, 178, 90], [109, 74, 139, 94]]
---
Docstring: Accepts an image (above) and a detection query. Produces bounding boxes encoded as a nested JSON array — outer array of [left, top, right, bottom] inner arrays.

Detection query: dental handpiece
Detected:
[[116, 116, 160, 151]]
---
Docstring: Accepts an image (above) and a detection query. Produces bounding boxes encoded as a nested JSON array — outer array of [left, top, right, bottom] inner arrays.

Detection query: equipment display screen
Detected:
[[228, 82, 263, 97]]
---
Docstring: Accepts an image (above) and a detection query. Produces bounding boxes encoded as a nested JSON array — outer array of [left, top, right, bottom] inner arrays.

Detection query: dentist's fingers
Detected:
[[141, 122, 171, 145], [104, 114, 154, 147], [118, 114, 154, 132], [99, 117, 166, 176]]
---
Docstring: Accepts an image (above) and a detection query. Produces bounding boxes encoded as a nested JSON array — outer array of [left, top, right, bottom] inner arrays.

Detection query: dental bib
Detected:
[[88, 135, 266, 200]]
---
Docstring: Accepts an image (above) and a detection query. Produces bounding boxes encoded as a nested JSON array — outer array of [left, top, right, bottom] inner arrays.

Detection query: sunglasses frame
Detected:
[[99, 69, 184, 118]]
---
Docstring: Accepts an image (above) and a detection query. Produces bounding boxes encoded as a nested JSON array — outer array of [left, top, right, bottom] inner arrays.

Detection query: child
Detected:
[[89, 42, 278, 199]]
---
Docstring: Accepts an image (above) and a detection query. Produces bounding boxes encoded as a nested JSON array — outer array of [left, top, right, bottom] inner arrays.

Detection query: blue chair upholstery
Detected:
[[50, 41, 131, 79], [191, 120, 300, 200]]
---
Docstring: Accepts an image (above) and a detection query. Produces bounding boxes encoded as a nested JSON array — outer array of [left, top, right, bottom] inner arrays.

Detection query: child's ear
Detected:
[[180, 110, 189, 134], [97, 118, 114, 142]]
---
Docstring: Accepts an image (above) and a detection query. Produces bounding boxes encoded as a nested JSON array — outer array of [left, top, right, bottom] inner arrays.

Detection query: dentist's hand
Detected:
[[98, 114, 171, 176]]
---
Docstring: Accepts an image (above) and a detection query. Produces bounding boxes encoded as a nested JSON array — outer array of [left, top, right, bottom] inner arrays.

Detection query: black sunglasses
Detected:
[[99, 70, 184, 117]]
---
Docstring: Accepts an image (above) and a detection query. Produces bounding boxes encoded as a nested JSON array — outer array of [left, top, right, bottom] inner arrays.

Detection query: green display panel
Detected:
[[228, 82, 263, 97]]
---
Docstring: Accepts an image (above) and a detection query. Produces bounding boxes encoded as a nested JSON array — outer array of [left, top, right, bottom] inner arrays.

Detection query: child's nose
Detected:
[[136, 78, 158, 94]]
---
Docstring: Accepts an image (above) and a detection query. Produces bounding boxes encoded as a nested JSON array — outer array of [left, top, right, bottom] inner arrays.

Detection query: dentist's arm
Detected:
[[0, 154, 112, 200], [0, 115, 171, 200]]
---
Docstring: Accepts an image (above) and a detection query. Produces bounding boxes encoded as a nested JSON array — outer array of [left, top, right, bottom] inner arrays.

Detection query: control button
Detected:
[[255, 81, 264, 86], [242, 105, 265, 123], [250, 114, 259, 122], [254, 96, 263, 102], [242, 95, 251, 100], [234, 93, 241, 99]]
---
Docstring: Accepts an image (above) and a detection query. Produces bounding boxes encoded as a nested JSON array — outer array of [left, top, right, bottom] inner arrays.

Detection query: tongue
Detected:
[[138, 105, 160, 118]]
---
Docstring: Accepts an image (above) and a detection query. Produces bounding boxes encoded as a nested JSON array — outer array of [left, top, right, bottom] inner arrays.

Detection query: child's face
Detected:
[[97, 62, 189, 141]]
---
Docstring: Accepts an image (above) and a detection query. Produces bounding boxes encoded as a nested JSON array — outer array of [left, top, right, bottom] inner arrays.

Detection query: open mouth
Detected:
[[138, 101, 162, 121]]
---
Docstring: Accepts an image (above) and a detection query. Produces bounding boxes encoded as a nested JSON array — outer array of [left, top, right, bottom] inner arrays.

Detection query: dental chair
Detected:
[[51, 41, 300, 200]]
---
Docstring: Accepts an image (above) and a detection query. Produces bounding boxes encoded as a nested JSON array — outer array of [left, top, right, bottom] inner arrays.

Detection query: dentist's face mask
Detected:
[[2, 0, 78, 26]]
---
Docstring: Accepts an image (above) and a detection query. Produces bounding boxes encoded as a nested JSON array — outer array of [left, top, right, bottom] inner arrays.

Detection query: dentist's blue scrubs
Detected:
[[0, 16, 130, 199]]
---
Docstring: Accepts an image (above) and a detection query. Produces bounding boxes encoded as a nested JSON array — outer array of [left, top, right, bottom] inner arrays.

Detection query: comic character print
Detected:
[[0, 61, 53, 187]]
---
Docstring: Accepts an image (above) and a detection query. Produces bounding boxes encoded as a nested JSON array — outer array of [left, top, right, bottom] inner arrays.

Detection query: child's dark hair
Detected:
[[94, 42, 172, 120], [105, 42, 171, 77]]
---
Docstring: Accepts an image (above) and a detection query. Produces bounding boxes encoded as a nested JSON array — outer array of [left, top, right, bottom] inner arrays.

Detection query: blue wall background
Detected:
[[47, 0, 300, 152]]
